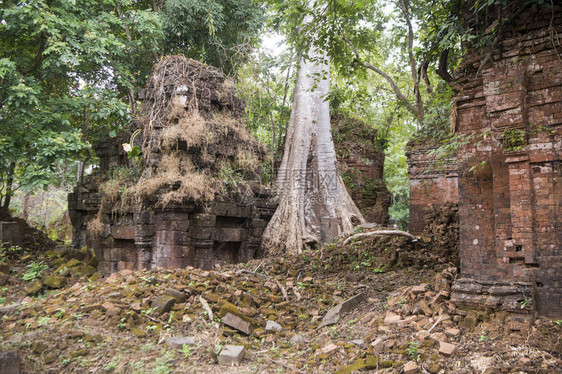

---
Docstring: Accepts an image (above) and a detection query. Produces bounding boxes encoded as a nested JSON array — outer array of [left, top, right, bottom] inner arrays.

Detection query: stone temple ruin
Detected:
[[69, 57, 276, 274], [69, 57, 390, 275], [332, 115, 391, 224], [409, 6, 561, 319]]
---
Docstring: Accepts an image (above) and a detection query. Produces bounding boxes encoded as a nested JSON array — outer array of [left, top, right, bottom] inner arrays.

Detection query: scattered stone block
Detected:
[[101, 302, 120, 316], [351, 339, 364, 346], [218, 345, 245, 365], [0, 351, 21, 374], [82, 304, 104, 313], [403, 360, 419, 374], [42, 275, 65, 289], [131, 327, 146, 337], [394, 315, 417, 326], [151, 295, 176, 315], [438, 341, 458, 356], [32, 342, 48, 354], [418, 299, 433, 316], [222, 312, 255, 335], [383, 340, 395, 350], [64, 258, 83, 268], [411, 284, 428, 294], [434, 273, 451, 291], [318, 293, 366, 328], [289, 334, 304, 346], [165, 288, 187, 303], [445, 328, 460, 337], [25, 281, 43, 296], [370, 336, 387, 353], [518, 357, 531, 366], [165, 336, 196, 348], [0, 263, 10, 274], [0, 272, 10, 286], [265, 320, 282, 332], [318, 343, 339, 355], [430, 332, 447, 341], [384, 311, 401, 324]]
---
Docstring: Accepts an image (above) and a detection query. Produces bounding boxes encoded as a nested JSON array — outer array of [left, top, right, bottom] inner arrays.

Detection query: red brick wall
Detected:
[[452, 7, 562, 317], [407, 143, 458, 235]]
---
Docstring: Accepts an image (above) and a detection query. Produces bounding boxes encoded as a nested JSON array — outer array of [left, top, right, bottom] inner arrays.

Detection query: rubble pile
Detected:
[[0, 241, 559, 373]]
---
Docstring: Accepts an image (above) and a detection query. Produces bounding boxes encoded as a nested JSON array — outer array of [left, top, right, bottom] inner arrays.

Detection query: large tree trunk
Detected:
[[0, 162, 16, 220], [261, 39, 365, 256]]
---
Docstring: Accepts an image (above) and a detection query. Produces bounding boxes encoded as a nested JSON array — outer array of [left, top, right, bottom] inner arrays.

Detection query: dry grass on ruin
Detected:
[[135, 153, 215, 206], [161, 101, 213, 149]]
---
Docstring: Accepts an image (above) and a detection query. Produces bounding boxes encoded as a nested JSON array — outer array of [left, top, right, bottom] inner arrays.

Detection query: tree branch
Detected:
[[398, 0, 423, 120], [419, 59, 432, 93], [341, 35, 418, 118], [436, 49, 454, 83]]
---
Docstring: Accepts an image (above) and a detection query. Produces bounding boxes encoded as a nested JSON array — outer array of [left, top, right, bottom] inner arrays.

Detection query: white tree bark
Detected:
[[261, 24, 365, 256]]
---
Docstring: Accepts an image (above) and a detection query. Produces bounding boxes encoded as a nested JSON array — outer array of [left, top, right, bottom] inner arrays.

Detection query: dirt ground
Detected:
[[0, 234, 560, 374]]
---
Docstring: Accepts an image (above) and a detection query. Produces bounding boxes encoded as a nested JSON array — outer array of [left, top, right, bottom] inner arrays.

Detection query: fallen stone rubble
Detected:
[[0, 244, 560, 373]]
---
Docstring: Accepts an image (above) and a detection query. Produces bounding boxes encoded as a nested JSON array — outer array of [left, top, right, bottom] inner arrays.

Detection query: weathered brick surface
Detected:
[[407, 142, 458, 235], [332, 115, 391, 224], [69, 59, 276, 274], [451, 6, 562, 318]]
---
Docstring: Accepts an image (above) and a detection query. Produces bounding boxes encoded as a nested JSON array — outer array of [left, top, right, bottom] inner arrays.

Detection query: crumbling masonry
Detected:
[[409, 6, 561, 319], [69, 57, 390, 275], [69, 57, 276, 274]]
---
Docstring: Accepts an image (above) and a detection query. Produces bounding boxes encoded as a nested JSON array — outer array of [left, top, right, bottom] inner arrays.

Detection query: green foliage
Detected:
[[501, 128, 526, 151], [407, 341, 419, 361], [0, 243, 22, 263], [0, 0, 161, 210], [162, 0, 264, 74], [22, 262, 48, 281], [237, 48, 295, 157], [519, 297, 532, 309], [153, 350, 175, 374]]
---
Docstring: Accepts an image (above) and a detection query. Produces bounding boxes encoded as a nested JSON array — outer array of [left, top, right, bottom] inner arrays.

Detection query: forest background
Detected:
[[0, 0, 514, 239]]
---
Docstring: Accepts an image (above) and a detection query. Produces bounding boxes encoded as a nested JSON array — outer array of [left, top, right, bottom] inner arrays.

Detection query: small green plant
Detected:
[[179, 343, 199, 358], [0, 297, 5, 304], [214, 343, 223, 356], [0, 243, 22, 263], [373, 265, 385, 273], [141, 307, 156, 316], [501, 128, 526, 151], [553, 320, 562, 327], [37, 316, 51, 326], [519, 298, 532, 309], [105, 362, 117, 371], [22, 262, 48, 281], [117, 318, 127, 331], [140, 343, 156, 352], [55, 308, 66, 319], [478, 335, 488, 342], [153, 350, 175, 374], [407, 342, 419, 361]]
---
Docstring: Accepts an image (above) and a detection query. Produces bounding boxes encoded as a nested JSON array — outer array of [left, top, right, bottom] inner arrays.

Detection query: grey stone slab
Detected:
[[165, 336, 196, 348], [318, 293, 367, 328], [265, 320, 283, 331], [218, 345, 245, 365], [222, 313, 255, 335]]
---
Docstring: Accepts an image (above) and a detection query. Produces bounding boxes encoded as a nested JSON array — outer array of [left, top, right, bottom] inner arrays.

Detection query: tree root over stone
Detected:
[[343, 230, 417, 246]]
